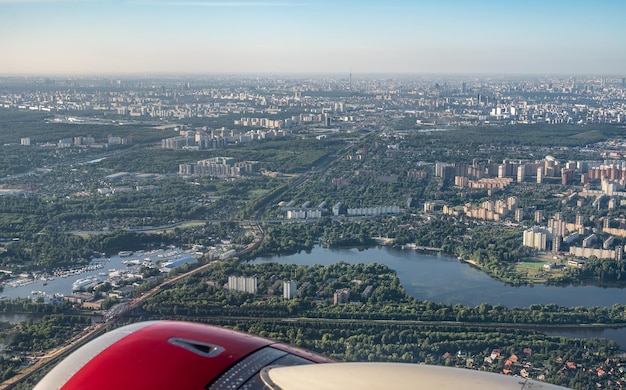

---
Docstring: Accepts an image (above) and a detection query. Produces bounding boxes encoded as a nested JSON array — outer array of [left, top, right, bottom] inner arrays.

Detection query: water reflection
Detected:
[[540, 327, 626, 350], [255, 245, 626, 349], [0, 313, 41, 323], [257, 245, 626, 308]]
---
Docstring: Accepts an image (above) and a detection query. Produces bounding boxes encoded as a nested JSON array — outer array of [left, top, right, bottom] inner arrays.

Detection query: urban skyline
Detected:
[[1, 0, 625, 75]]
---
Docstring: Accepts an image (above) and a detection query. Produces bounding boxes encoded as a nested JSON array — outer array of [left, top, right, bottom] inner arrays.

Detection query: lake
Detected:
[[254, 245, 626, 349], [255, 245, 626, 308]]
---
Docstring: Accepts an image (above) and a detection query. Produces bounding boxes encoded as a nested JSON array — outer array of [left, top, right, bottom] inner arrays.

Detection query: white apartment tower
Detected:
[[283, 280, 297, 299], [522, 227, 549, 251], [517, 165, 525, 183], [228, 275, 258, 294]]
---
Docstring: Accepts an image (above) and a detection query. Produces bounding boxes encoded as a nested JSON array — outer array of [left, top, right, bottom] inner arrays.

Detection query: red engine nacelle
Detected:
[[35, 320, 572, 390], [34, 321, 333, 390]]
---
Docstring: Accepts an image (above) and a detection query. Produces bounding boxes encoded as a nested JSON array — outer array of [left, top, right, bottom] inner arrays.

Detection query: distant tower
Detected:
[[349, 68, 352, 91]]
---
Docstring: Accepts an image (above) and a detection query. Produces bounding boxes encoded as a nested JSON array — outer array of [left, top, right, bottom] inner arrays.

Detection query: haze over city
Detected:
[[1, 0, 624, 75], [3, 1, 626, 388]]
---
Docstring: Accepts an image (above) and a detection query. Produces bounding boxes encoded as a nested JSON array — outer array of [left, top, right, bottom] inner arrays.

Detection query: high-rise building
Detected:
[[608, 198, 617, 210], [576, 214, 584, 227], [434, 162, 453, 178], [561, 168, 575, 185], [553, 235, 562, 253], [555, 219, 567, 238], [522, 227, 549, 251], [498, 164, 506, 178], [283, 280, 297, 300], [517, 165, 525, 183], [228, 275, 258, 294]]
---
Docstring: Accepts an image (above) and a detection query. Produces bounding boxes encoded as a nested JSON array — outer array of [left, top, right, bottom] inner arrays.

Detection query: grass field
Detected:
[[514, 256, 567, 283], [517, 260, 546, 269]]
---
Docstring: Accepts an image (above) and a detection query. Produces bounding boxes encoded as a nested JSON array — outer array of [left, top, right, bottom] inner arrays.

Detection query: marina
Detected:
[[72, 276, 102, 292], [0, 248, 199, 301]]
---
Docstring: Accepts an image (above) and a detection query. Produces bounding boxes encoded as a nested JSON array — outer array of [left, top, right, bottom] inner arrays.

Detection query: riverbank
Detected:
[[458, 254, 572, 286], [254, 245, 626, 308]]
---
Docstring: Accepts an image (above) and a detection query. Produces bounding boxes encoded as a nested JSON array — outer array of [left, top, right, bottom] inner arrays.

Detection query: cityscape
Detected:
[[1, 0, 626, 388], [0, 73, 624, 388]]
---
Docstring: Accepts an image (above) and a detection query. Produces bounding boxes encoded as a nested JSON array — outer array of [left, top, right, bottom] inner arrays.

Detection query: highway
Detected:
[[0, 130, 365, 388]]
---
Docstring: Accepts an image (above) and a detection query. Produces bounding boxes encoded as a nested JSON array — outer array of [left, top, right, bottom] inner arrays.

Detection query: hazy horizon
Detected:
[[0, 71, 623, 78], [1, 0, 625, 75]]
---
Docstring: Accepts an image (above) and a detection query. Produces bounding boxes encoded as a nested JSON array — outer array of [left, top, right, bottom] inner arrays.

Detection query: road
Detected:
[[0, 130, 368, 388]]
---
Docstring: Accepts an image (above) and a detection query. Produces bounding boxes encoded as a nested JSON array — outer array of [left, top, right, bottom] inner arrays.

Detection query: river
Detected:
[[5, 245, 626, 347], [254, 245, 626, 349], [255, 245, 626, 308]]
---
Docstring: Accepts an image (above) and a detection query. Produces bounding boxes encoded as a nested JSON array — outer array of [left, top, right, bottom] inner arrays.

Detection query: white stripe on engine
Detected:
[[33, 321, 160, 390]]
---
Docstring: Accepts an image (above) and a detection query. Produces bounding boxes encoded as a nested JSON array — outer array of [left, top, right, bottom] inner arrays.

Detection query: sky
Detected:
[[0, 0, 624, 75]]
